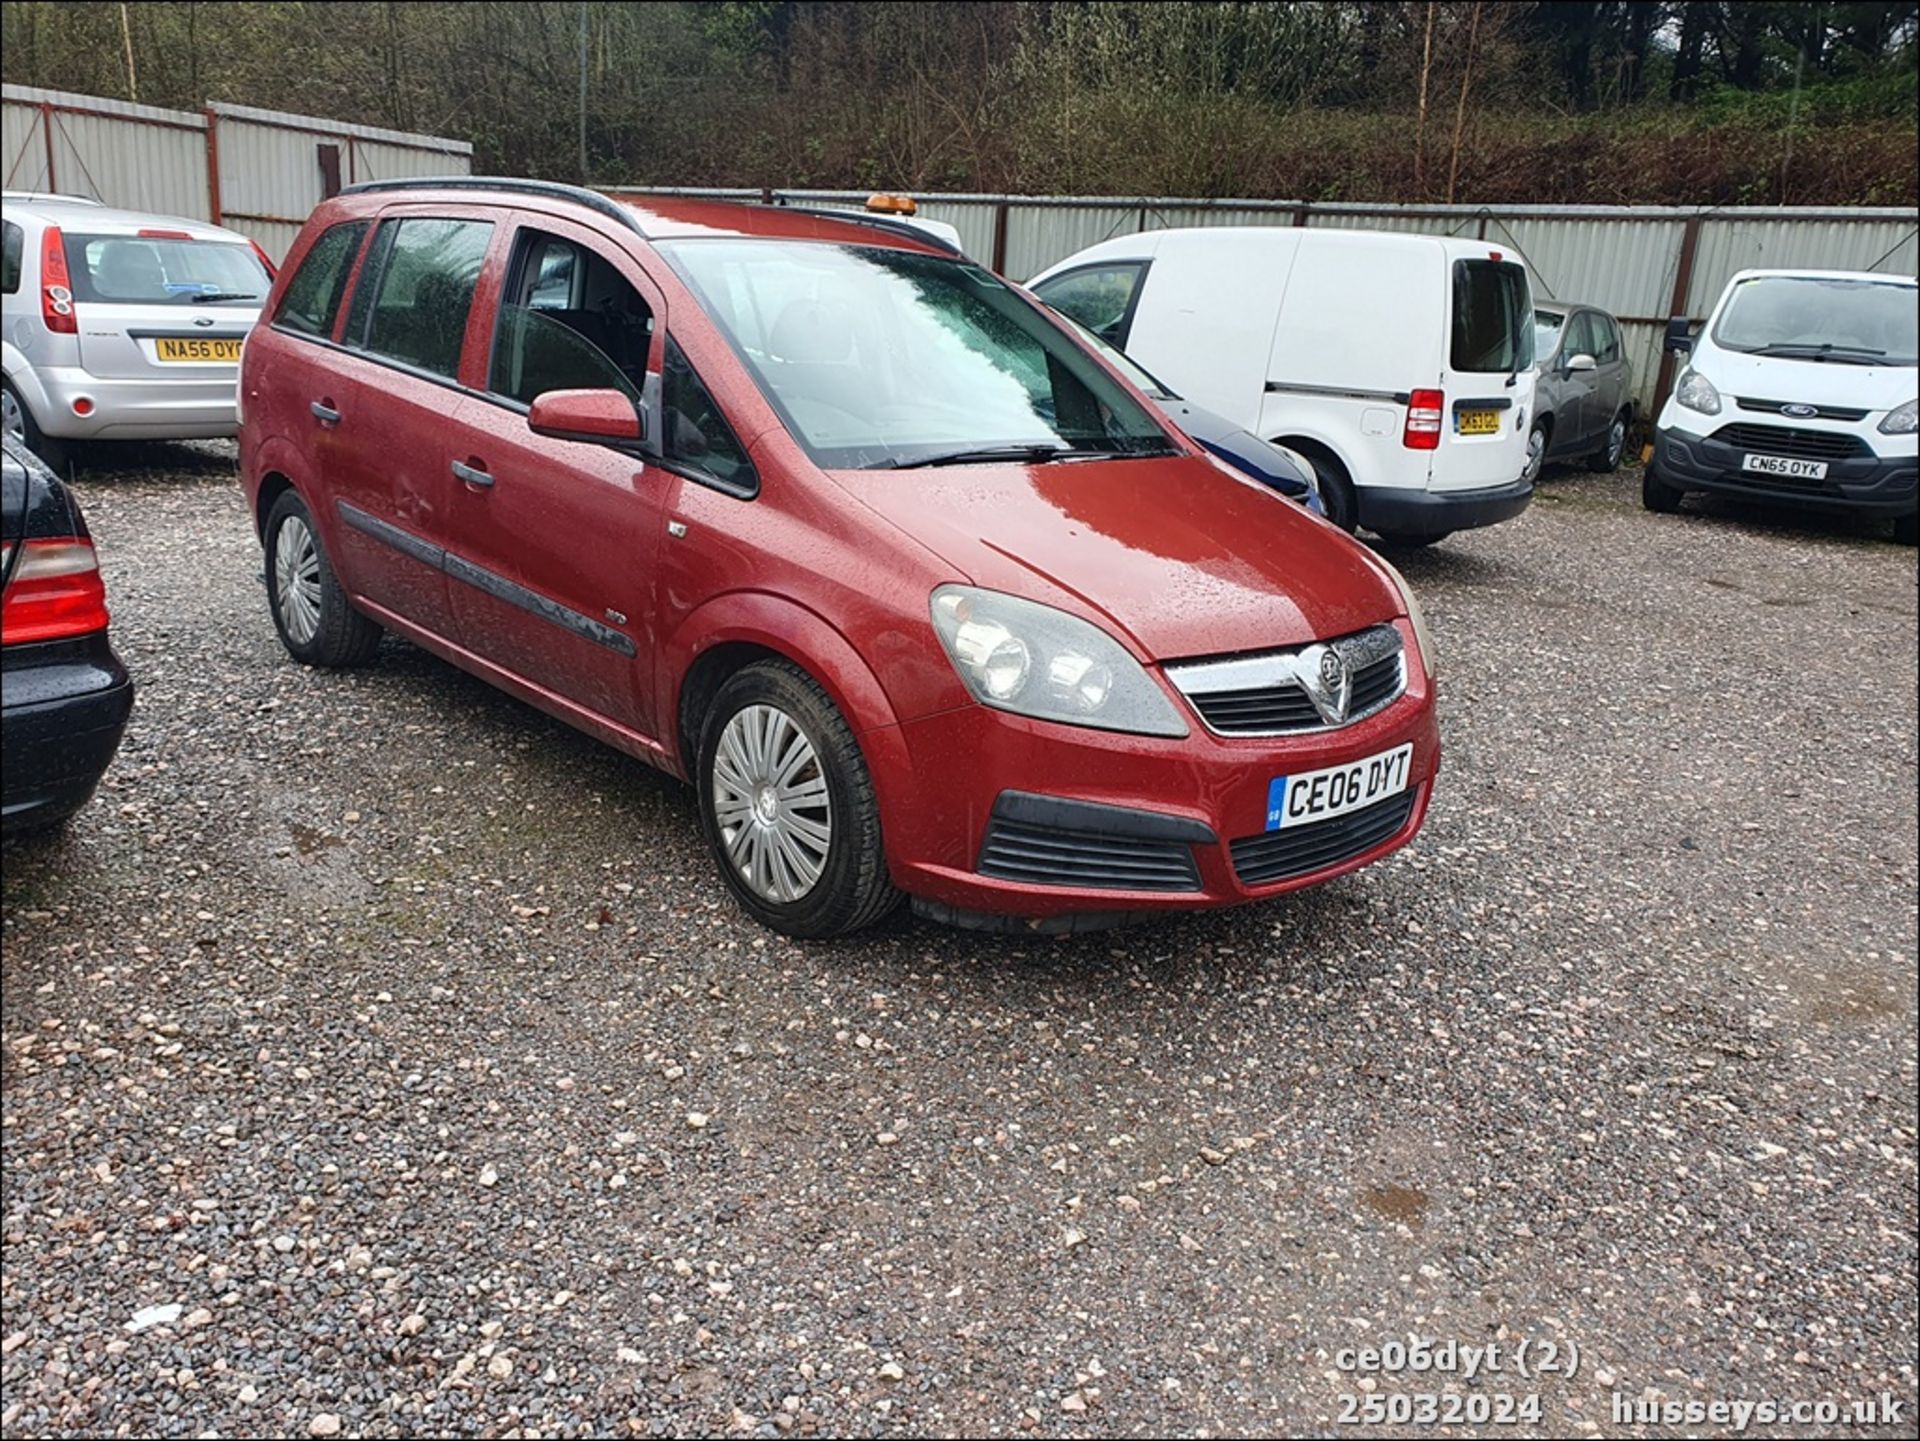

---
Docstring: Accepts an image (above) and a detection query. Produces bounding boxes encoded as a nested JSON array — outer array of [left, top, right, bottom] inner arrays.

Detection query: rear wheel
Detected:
[[2, 379, 67, 473], [1294, 447, 1357, 532], [264, 490, 382, 667], [1587, 410, 1628, 473], [1641, 464, 1685, 514], [697, 660, 900, 938]]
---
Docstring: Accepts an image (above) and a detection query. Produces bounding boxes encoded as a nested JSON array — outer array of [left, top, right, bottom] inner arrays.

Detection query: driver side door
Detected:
[[440, 216, 668, 742]]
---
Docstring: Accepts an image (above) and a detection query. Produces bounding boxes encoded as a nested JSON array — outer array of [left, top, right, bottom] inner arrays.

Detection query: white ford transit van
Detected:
[[1648, 269, 1917, 544], [1030, 227, 1538, 545]]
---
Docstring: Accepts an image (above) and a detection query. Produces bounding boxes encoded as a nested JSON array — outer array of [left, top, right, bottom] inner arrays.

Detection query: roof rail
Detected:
[[339, 176, 647, 236]]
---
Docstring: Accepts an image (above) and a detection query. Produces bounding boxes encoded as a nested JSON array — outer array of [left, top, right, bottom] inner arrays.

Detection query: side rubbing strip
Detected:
[[336, 501, 444, 568], [442, 553, 638, 657], [334, 500, 636, 657]]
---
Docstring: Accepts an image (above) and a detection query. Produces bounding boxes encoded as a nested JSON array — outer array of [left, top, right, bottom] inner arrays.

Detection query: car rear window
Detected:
[[275, 220, 369, 338], [1451, 260, 1534, 374], [62, 232, 269, 307]]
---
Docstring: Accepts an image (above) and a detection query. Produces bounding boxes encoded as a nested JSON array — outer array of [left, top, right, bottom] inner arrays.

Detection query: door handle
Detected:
[[451, 460, 494, 490], [310, 400, 341, 424]]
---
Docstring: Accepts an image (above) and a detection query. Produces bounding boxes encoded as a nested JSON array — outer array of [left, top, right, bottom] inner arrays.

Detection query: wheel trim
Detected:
[[711, 703, 832, 904], [1524, 429, 1545, 483], [1608, 418, 1625, 464], [274, 515, 323, 647]]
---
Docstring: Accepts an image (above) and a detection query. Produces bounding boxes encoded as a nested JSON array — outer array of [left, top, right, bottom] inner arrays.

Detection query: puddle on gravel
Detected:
[[289, 823, 345, 857], [1364, 1184, 1430, 1227]]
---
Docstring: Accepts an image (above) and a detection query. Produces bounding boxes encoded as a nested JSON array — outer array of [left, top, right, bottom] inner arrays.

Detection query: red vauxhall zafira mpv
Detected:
[[237, 179, 1440, 937]]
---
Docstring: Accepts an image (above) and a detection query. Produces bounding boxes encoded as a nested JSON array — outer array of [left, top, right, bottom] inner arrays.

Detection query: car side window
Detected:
[[489, 228, 652, 406], [1031, 263, 1147, 347], [352, 217, 492, 380], [274, 220, 368, 337], [663, 337, 755, 495], [1, 221, 22, 295], [1594, 313, 1622, 365]]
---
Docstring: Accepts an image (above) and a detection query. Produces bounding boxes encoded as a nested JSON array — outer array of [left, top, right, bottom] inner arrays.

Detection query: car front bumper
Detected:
[[31, 365, 239, 441], [1358, 477, 1534, 538], [874, 633, 1440, 929], [2, 636, 134, 833], [1653, 427, 1918, 517]]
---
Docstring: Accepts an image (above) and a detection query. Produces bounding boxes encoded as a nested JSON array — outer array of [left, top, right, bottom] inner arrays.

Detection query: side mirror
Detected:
[[527, 388, 645, 447], [1565, 352, 1597, 373], [1664, 315, 1694, 354]]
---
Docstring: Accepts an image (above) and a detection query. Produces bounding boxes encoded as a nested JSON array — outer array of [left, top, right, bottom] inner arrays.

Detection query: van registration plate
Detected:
[[1455, 409, 1500, 436], [154, 337, 243, 363], [1741, 453, 1827, 481]]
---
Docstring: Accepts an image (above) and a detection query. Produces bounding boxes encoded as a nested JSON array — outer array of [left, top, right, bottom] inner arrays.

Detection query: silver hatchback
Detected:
[[1, 191, 271, 468], [1527, 301, 1636, 483]]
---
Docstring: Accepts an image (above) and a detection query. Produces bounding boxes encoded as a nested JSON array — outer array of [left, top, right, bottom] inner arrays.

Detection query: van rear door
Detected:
[[62, 229, 267, 380], [1434, 256, 1535, 492]]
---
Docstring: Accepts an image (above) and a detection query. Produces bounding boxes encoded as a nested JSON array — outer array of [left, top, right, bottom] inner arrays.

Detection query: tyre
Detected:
[[697, 659, 901, 938], [1587, 410, 1628, 473], [264, 489, 383, 667], [1521, 420, 1548, 487], [1641, 464, 1685, 514], [1895, 513, 1917, 546], [2, 378, 68, 473], [1296, 448, 1357, 532]]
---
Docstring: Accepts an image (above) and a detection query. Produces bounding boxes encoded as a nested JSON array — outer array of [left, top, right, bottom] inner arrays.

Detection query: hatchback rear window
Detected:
[[62, 232, 269, 307], [1451, 260, 1534, 374]]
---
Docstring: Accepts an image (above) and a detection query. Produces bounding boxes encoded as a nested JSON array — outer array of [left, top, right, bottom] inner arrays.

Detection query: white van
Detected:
[[1029, 227, 1538, 545], [1648, 268, 1917, 544]]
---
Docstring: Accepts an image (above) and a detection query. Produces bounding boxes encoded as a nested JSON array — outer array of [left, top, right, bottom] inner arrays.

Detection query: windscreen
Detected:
[[1711, 276, 1918, 366], [63, 232, 268, 307], [1452, 260, 1535, 374], [658, 240, 1173, 469]]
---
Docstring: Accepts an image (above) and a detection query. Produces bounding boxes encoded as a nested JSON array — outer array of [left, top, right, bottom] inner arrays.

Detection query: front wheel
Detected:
[[1641, 465, 1685, 514], [1587, 411, 1628, 473], [1521, 421, 1548, 487], [698, 660, 901, 938], [264, 490, 383, 667]]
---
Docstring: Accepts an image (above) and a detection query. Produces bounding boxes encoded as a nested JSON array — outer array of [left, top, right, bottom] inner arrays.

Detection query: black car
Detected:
[[1, 435, 133, 833]]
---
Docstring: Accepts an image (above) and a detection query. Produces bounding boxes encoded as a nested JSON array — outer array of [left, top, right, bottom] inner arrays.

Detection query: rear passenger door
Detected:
[[321, 210, 496, 640], [439, 216, 666, 739], [1560, 311, 1604, 448], [1590, 312, 1630, 428]]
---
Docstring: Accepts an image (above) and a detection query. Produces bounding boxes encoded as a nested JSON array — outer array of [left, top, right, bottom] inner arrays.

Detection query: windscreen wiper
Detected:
[[885, 444, 1129, 470], [187, 291, 261, 304], [1746, 342, 1887, 363]]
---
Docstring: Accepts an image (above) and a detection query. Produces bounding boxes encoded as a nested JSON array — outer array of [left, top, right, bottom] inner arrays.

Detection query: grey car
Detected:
[[1527, 302, 1635, 483]]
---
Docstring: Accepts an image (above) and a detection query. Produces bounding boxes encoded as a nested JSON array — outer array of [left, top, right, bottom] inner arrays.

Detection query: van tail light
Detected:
[[40, 225, 77, 335], [248, 237, 278, 279], [1, 538, 111, 645], [1404, 389, 1444, 450]]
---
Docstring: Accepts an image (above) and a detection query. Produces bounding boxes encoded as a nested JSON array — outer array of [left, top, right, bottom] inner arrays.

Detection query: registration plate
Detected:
[[1741, 453, 1826, 481], [1455, 409, 1500, 436], [154, 337, 242, 363], [1265, 743, 1413, 832]]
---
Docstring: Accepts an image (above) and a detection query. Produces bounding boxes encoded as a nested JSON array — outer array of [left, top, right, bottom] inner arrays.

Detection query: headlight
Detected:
[[930, 586, 1188, 738], [1674, 368, 1721, 416], [1373, 557, 1437, 682], [1880, 398, 1918, 435]]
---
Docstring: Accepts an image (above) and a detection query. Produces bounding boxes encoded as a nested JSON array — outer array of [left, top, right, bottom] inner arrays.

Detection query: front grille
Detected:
[[1712, 423, 1871, 461], [979, 817, 1201, 892], [1734, 397, 1869, 423], [1166, 625, 1405, 737], [1229, 790, 1417, 887]]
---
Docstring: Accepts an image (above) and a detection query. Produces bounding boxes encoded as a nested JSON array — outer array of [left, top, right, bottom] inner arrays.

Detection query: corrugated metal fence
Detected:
[[628, 187, 1919, 414], [2, 83, 470, 261]]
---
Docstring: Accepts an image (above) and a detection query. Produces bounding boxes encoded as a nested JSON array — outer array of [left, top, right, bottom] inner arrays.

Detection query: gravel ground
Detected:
[[3, 442, 1915, 1440]]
